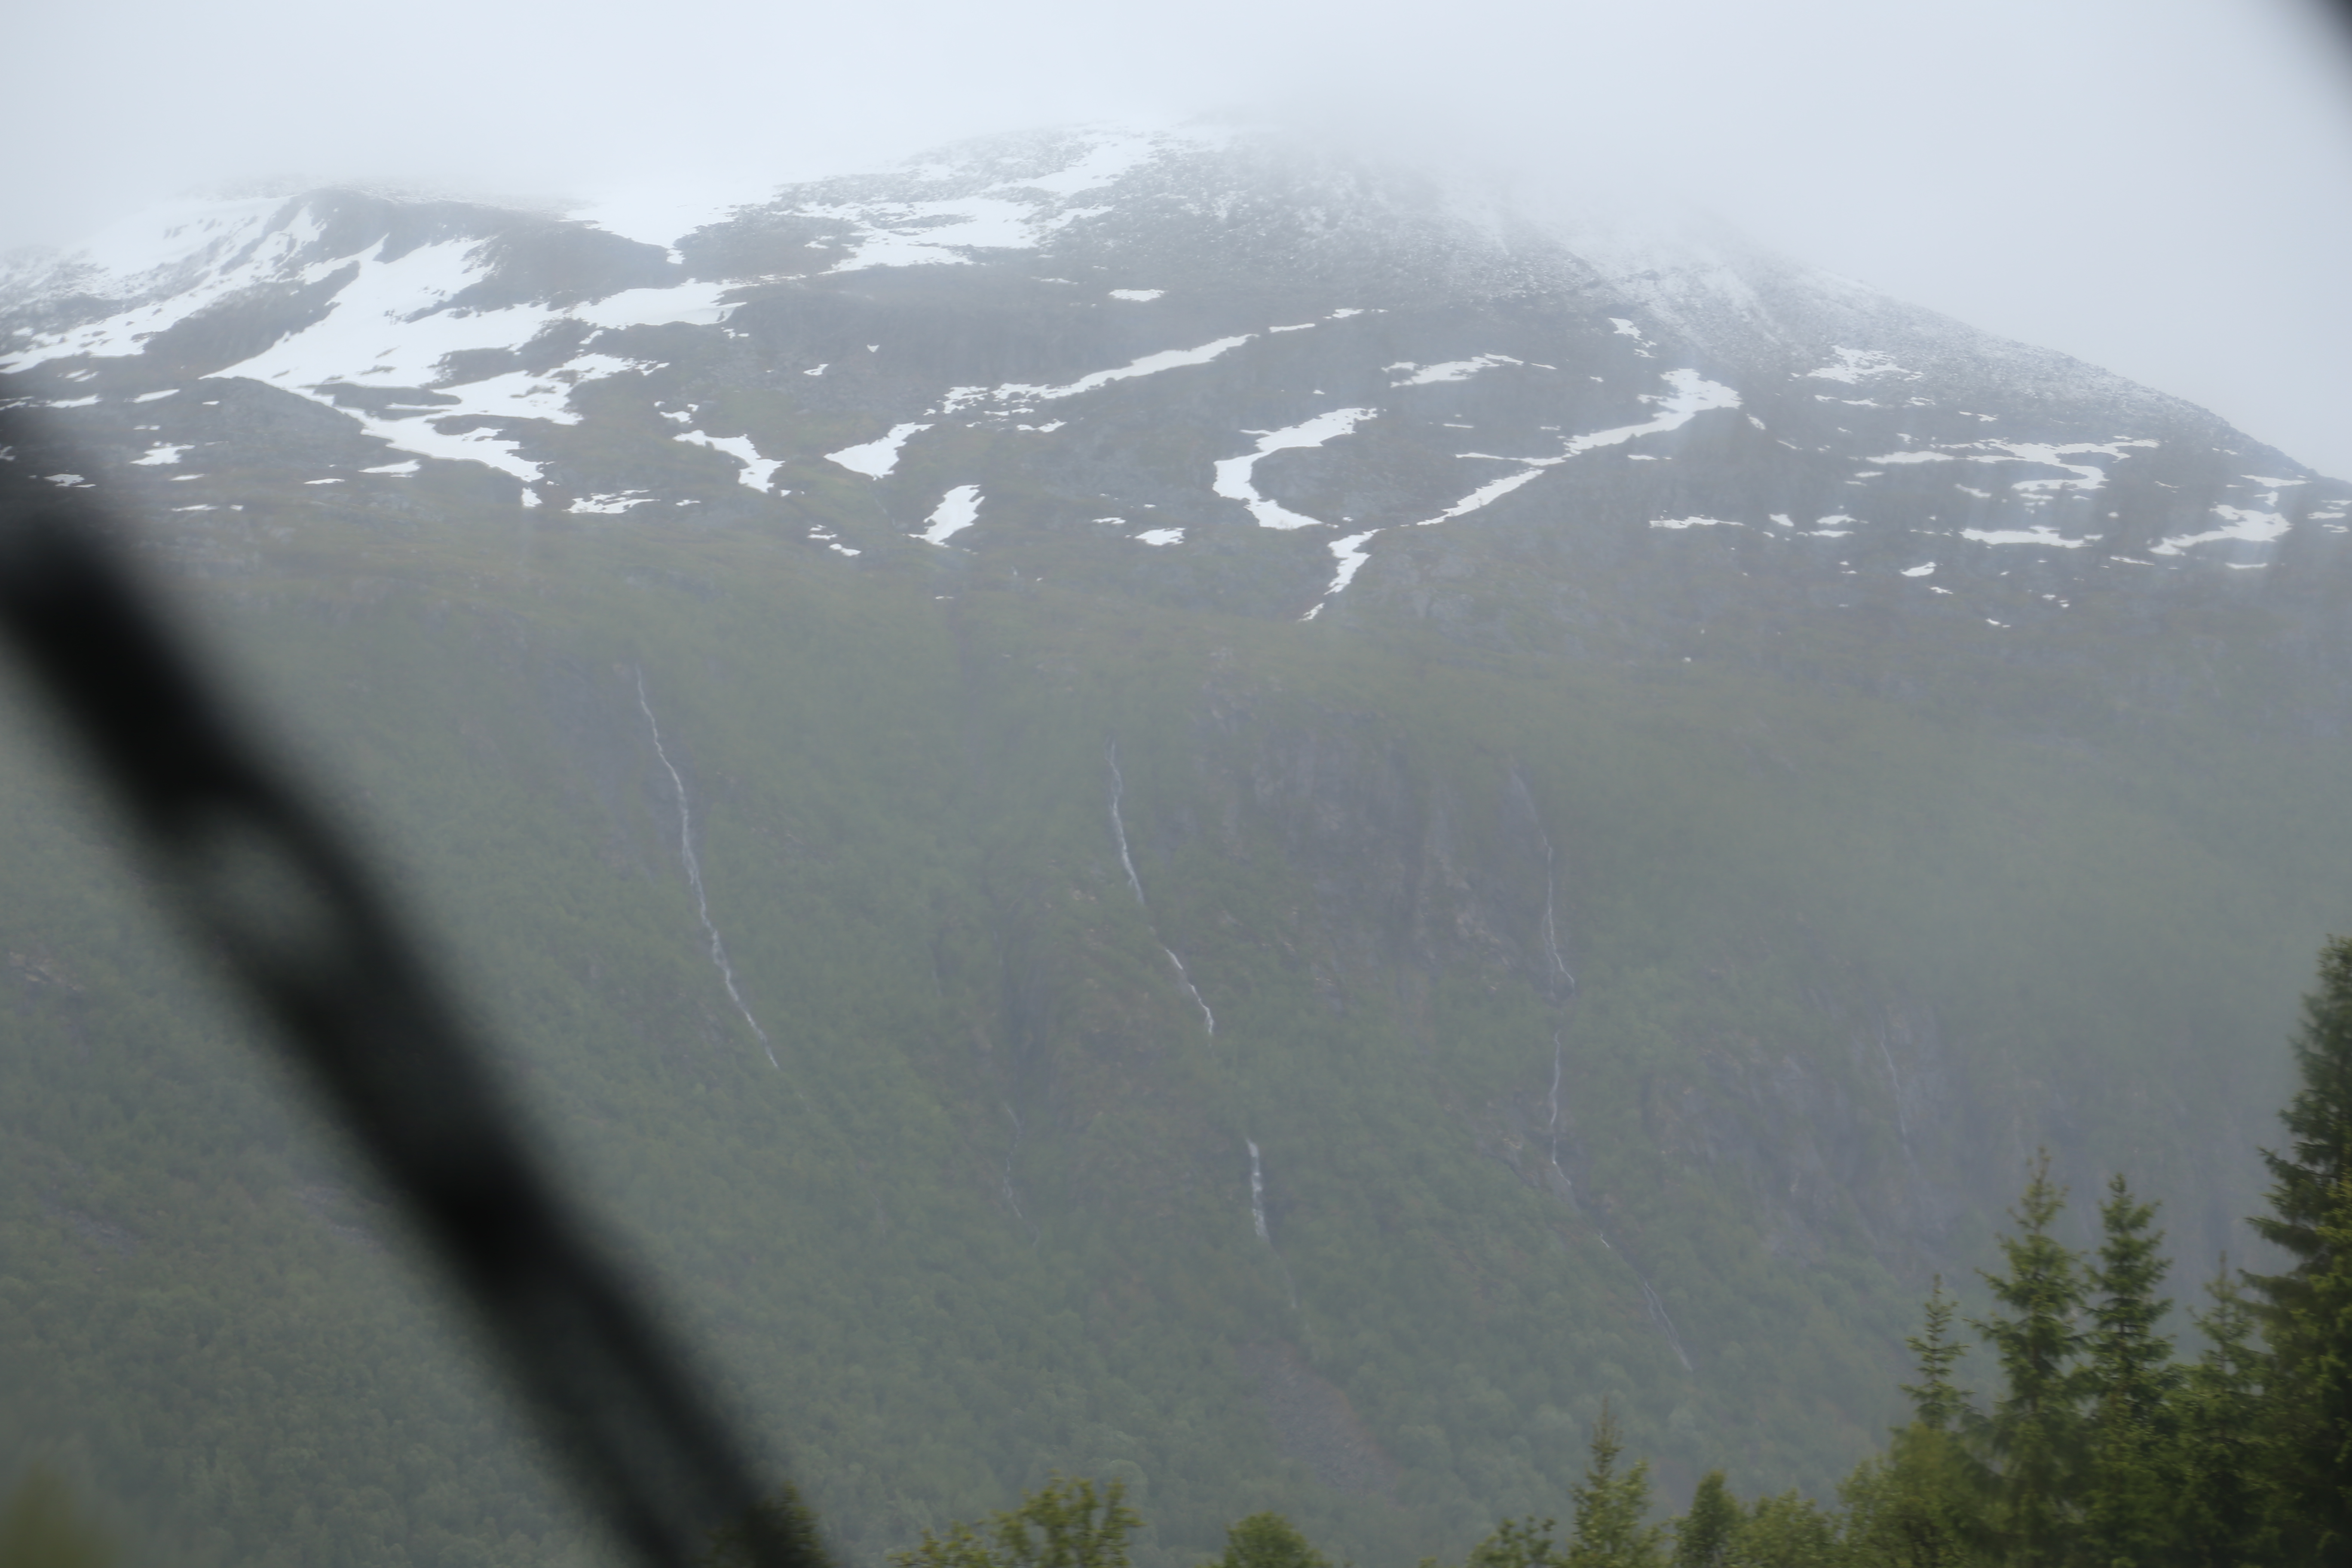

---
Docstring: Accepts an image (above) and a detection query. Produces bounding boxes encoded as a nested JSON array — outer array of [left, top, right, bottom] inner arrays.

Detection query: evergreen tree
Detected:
[[1566, 1402, 1665, 1568], [891, 1477, 1139, 1568], [1730, 1491, 1838, 1568], [1970, 1153, 2085, 1568], [2247, 935, 2352, 1559], [1901, 1278, 1973, 1434], [2286, 1184, 2352, 1557], [2075, 1176, 2177, 1568], [1838, 1426, 1986, 1568], [2172, 1260, 2274, 1568], [1670, 1473, 1737, 1568], [1218, 1513, 1330, 1568], [1462, 1516, 1564, 1568], [1840, 1281, 1987, 1568]]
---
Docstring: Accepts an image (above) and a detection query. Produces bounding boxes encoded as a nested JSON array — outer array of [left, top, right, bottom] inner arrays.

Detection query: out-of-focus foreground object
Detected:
[[0, 1468, 116, 1568], [0, 409, 825, 1568]]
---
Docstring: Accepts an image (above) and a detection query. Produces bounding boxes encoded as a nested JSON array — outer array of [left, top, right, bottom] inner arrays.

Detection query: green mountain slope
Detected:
[[5, 485, 2346, 1568]]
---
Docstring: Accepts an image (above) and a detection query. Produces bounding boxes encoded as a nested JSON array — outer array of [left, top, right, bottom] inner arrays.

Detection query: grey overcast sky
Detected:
[[7, 0, 2350, 475]]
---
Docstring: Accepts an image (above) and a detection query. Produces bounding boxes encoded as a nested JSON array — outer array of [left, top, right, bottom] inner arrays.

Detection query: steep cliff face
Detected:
[[3, 126, 2349, 1568]]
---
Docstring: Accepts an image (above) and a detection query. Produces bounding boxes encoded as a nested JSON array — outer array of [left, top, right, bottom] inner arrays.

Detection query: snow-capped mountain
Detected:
[[4, 124, 2346, 683], [13, 126, 2352, 1568]]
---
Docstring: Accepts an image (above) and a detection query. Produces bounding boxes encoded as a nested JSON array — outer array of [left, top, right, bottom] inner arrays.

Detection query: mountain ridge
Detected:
[[6, 124, 2341, 708]]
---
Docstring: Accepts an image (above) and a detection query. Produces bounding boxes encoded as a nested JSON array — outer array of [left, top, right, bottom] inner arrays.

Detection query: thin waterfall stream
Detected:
[[1539, 831, 1574, 993], [1636, 1275, 1696, 1371], [1247, 1139, 1271, 1240], [1535, 822, 1575, 1183], [1001, 1101, 1038, 1246], [1246, 1138, 1299, 1308], [1547, 1031, 1566, 1170], [1875, 1023, 1925, 1184], [1877, 1027, 1912, 1142], [1528, 813, 1685, 1368], [1105, 742, 1286, 1305], [1107, 742, 1214, 1035], [635, 669, 780, 1070]]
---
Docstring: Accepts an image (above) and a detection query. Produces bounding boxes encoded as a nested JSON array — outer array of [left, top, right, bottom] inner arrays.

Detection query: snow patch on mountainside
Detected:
[[1608, 318, 1656, 357], [1965, 439, 2155, 497], [1302, 530, 1382, 619], [2153, 505, 2291, 556], [1417, 468, 1548, 527], [1213, 408, 1375, 530], [814, 196, 1072, 272], [1387, 355, 1528, 387], [988, 334, 1257, 406], [0, 203, 333, 371], [0, 196, 322, 340], [1963, 524, 2095, 549], [571, 181, 777, 254], [4, 211, 741, 481], [1428, 369, 1741, 525], [675, 431, 785, 492], [917, 484, 983, 544], [768, 128, 1179, 275], [8, 120, 2347, 606], [1805, 347, 1919, 384], [571, 491, 655, 514], [1557, 370, 1741, 453], [828, 423, 931, 477], [1305, 370, 1744, 615]]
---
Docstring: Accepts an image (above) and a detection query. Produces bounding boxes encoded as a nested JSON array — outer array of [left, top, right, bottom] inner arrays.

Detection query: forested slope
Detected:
[[3, 487, 2346, 1568]]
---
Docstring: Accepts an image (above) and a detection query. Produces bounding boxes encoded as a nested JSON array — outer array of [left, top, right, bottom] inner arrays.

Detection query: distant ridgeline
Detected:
[[3, 127, 2351, 1568]]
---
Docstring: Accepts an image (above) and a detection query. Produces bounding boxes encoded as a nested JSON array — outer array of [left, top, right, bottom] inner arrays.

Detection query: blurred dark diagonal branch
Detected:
[[0, 409, 826, 1568]]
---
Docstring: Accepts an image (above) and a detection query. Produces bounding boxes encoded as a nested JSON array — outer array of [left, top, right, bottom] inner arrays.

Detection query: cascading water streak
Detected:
[[1245, 1138, 1299, 1307], [1106, 742, 1215, 1034], [1534, 820, 1574, 1188], [1592, 1228, 1693, 1369], [1539, 833, 1574, 992], [635, 669, 780, 1070], [1160, 946, 1214, 1034], [1108, 741, 1146, 905], [1638, 1275, 1696, 1372], [1001, 1101, 1038, 1245], [1522, 833, 1686, 1366], [1247, 1138, 1270, 1240], [1877, 1028, 1911, 1142], [1547, 1031, 1565, 1170]]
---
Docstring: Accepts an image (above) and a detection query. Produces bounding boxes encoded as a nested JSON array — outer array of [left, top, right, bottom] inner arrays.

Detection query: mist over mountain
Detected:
[[7, 126, 2342, 631], [3, 125, 2349, 1568]]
